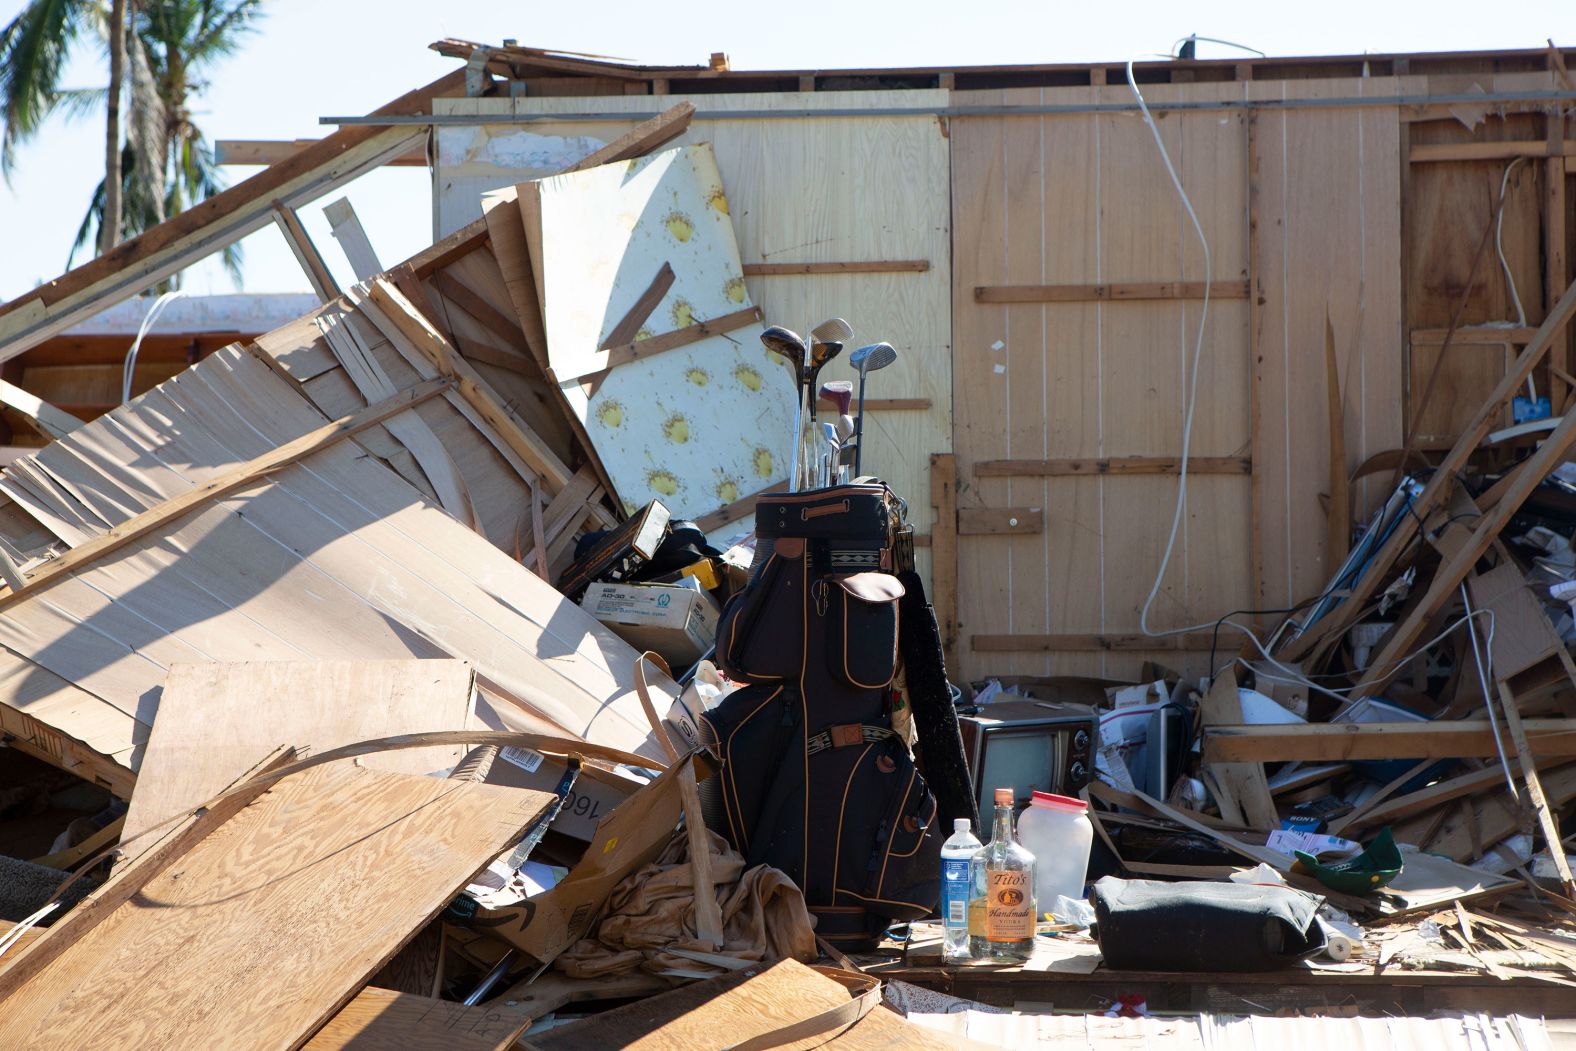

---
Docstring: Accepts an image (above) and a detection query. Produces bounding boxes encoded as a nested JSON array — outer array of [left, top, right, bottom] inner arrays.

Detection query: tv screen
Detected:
[[978, 727, 1062, 806]]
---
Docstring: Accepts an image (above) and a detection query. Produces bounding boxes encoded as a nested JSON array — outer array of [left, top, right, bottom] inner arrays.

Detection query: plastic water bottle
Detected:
[[940, 817, 981, 962]]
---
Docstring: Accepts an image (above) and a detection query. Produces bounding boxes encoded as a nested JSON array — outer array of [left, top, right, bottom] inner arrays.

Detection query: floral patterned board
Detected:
[[524, 144, 795, 521]]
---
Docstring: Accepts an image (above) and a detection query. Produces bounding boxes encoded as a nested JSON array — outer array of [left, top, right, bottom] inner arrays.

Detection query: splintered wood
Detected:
[[0, 764, 554, 1050]]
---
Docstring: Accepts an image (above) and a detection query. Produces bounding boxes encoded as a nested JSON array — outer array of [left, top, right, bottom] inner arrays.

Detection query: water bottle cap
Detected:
[[953, 818, 971, 832]]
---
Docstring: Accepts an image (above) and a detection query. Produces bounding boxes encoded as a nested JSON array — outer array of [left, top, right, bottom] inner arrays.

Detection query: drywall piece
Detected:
[[119, 659, 478, 861], [0, 762, 553, 1050], [518, 144, 794, 520]]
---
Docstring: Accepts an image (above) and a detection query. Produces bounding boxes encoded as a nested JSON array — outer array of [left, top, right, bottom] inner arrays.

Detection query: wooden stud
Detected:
[[271, 200, 340, 304], [929, 454, 959, 674], [741, 260, 930, 276], [321, 197, 383, 280], [572, 305, 764, 386], [975, 456, 1250, 477], [1203, 720, 1576, 763], [973, 280, 1249, 304], [957, 506, 1043, 535], [971, 632, 1218, 652], [559, 102, 696, 175]]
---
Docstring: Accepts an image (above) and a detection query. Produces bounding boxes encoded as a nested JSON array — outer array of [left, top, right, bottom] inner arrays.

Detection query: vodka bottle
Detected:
[[968, 787, 1037, 962], [940, 818, 982, 962]]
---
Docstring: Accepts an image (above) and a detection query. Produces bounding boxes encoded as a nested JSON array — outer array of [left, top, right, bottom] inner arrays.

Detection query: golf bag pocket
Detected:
[[823, 572, 904, 688], [717, 543, 804, 683], [702, 684, 795, 854], [823, 739, 940, 921]]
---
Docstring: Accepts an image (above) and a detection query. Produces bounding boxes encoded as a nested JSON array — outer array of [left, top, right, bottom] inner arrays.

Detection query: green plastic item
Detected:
[[1292, 827, 1404, 895]]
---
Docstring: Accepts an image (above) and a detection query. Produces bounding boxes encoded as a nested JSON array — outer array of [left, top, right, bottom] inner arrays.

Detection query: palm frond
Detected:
[[0, 0, 95, 175], [186, 0, 261, 67]]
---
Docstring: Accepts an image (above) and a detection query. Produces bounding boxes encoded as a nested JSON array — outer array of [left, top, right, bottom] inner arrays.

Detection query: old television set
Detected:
[[957, 699, 1098, 810]]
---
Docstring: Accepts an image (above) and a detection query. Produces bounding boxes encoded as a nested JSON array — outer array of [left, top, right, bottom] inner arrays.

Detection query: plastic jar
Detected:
[[1014, 791, 1093, 914]]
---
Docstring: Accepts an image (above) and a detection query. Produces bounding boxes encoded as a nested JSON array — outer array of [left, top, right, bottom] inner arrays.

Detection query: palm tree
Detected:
[[0, 0, 263, 284]]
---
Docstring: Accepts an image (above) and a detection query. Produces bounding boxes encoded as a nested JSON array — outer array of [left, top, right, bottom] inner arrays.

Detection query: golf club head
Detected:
[[850, 341, 898, 376], [760, 325, 808, 369], [810, 317, 854, 345], [818, 380, 853, 417]]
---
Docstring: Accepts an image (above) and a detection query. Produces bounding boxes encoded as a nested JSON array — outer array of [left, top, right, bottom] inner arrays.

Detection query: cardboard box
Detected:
[[581, 582, 719, 667], [483, 745, 646, 843], [472, 754, 695, 967]]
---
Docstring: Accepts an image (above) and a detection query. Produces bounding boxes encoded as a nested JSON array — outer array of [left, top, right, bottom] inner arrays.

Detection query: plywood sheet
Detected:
[[521, 143, 793, 520], [0, 762, 552, 1051], [435, 92, 952, 572], [304, 987, 533, 1051], [120, 659, 478, 859]]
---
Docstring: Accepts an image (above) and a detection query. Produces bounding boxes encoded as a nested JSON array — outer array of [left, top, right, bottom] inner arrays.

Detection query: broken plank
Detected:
[[0, 378, 451, 609], [271, 200, 340, 303], [558, 102, 696, 174], [0, 379, 82, 440], [304, 987, 534, 1051], [428, 270, 535, 357], [973, 280, 1249, 304], [1494, 679, 1576, 896], [600, 262, 675, 350], [1204, 720, 1576, 763], [1, 762, 554, 1051], [363, 279, 614, 529], [322, 197, 384, 280], [1199, 666, 1279, 831], [976, 456, 1250, 477]]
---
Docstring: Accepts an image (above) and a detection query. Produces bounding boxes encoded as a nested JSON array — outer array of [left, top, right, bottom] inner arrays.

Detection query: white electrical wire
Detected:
[[1126, 50, 1215, 638], [1460, 583, 1521, 799], [122, 290, 185, 404], [0, 901, 59, 960], [1493, 158, 1536, 404]]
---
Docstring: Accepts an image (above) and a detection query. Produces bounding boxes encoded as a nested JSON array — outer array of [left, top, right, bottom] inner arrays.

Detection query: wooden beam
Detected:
[[571, 305, 763, 385], [741, 260, 930, 276], [973, 280, 1249, 304], [1354, 394, 1576, 697], [1279, 275, 1576, 663], [976, 456, 1250, 477], [1203, 720, 1576, 763], [363, 279, 614, 529], [1410, 325, 1541, 344], [692, 481, 787, 533], [217, 139, 428, 167], [972, 632, 1219, 652], [0, 379, 81, 440], [0, 69, 465, 362], [0, 379, 449, 609], [600, 262, 676, 350], [271, 200, 340, 304], [29, 815, 124, 870], [957, 506, 1043, 535], [1408, 140, 1576, 163], [1494, 679, 1576, 895], [930, 454, 959, 674], [322, 197, 383, 280], [559, 102, 696, 174]]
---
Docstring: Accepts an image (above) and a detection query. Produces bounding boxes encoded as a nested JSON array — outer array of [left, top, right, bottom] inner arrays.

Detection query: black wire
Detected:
[[1205, 597, 1327, 685]]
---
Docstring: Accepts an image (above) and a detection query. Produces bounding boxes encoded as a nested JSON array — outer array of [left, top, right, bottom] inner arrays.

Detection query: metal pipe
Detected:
[[322, 89, 1576, 127]]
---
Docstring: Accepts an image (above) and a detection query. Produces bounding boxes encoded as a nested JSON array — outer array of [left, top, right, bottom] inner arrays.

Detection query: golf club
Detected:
[[821, 422, 841, 487], [760, 325, 810, 491], [849, 342, 898, 476], [800, 322, 847, 488], [819, 380, 855, 443]]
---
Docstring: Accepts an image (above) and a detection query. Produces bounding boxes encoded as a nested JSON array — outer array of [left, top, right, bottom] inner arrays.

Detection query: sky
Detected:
[[0, 0, 1572, 301]]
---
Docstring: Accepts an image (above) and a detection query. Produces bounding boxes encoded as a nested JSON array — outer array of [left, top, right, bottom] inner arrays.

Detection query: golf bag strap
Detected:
[[721, 967, 882, 1051], [805, 723, 897, 757], [633, 651, 681, 762]]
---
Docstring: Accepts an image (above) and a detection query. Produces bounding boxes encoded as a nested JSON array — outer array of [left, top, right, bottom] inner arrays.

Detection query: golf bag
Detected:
[[702, 483, 943, 951]]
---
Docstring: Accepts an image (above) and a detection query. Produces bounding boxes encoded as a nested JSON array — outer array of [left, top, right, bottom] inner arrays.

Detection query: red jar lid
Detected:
[[1031, 791, 1088, 812]]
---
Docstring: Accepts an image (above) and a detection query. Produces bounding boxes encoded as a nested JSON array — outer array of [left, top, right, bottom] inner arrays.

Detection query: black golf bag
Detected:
[[701, 483, 943, 951]]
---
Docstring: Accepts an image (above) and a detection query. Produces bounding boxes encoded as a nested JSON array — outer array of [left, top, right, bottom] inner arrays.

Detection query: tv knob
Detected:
[[1073, 730, 1090, 750], [1069, 761, 1087, 783]]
